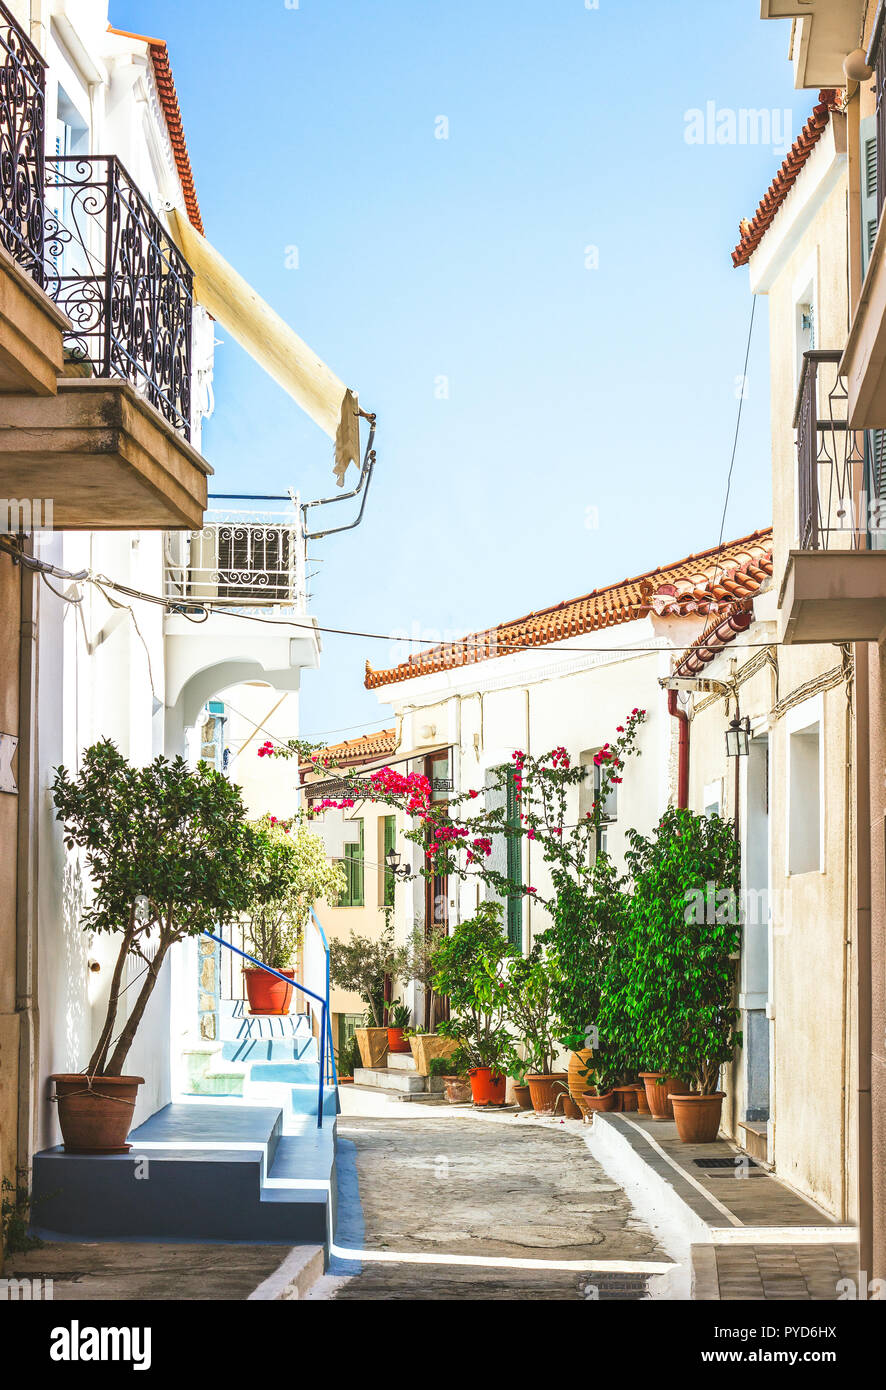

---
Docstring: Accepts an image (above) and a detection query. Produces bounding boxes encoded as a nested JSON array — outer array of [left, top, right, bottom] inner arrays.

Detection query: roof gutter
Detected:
[[667, 689, 690, 811]]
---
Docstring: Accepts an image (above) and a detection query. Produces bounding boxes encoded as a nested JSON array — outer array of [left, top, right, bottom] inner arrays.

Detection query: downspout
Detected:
[[16, 546, 38, 1182], [854, 643, 873, 1287], [668, 689, 689, 809]]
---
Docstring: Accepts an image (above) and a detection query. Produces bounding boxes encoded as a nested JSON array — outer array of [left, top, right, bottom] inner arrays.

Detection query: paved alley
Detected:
[[318, 1097, 676, 1301]]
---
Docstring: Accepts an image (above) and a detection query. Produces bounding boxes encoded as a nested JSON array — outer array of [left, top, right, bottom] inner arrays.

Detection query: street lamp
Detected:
[[725, 715, 751, 759], [385, 847, 411, 879]]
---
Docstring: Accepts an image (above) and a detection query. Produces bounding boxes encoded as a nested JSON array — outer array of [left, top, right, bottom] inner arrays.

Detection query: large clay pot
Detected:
[[243, 966, 294, 1016], [632, 1083, 650, 1115], [640, 1071, 688, 1120], [355, 1027, 389, 1069], [568, 1049, 595, 1103], [557, 1093, 583, 1119], [526, 1072, 569, 1116], [469, 1067, 506, 1106], [443, 1075, 472, 1104], [670, 1092, 725, 1144], [52, 1074, 144, 1153], [581, 1090, 617, 1113], [387, 1027, 411, 1054]]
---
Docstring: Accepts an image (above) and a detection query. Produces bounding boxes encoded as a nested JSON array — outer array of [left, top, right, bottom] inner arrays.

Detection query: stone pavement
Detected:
[[3, 1241, 295, 1300], [314, 1089, 678, 1300], [588, 1112, 859, 1302]]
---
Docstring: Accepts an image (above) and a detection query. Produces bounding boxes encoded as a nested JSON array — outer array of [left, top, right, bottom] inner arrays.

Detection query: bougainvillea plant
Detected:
[[258, 708, 647, 909]]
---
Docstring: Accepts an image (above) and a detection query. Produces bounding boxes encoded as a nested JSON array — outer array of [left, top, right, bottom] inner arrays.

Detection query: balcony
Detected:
[[760, 1, 865, 89], [164, 508, 319, 743], [779, 350, 886, 643], [0, 150, 210, 529], [164, 512, 307, 612], [0, 1, 68, 395]]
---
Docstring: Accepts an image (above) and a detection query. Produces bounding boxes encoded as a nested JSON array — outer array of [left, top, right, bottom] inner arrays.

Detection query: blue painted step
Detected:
[[222, 1036, 319, 1064], [31, 1100, 335, 1245]]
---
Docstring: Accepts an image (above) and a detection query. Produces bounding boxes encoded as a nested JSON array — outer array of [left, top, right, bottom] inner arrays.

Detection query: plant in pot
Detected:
[[500, 941, 566, 1115], [329, 914, 411, 1069], [386, 999, 412, 1054], [622, 807, 741, 1141], [336, 1032, 361, 1084], [50, 740, 263, 1153], [432, 901, 515, 1106], [241, 814, 346, 1015], [426, 1053, 465, 1102]]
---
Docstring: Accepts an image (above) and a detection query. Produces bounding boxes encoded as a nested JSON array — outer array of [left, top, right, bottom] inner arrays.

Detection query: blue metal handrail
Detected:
[[203, 928, 332, 1129], [309, 907, 338, 1088]]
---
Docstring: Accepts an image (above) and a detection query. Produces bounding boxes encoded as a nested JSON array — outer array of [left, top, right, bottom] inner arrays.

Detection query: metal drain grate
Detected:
[[694, 1156, 759, 1170]]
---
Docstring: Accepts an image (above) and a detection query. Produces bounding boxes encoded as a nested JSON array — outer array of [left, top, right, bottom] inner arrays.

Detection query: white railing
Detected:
[[164, 509, 307, 611]]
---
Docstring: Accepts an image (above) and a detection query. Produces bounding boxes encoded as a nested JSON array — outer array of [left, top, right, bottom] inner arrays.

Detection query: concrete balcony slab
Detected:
[[779, 548, 886, 643], [0, 377, 211, 529], [0, 244, 69, 396]]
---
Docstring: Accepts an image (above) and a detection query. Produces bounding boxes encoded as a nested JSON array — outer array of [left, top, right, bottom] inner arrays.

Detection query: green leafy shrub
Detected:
[[622, 807, 741, 1094], [432, 901, 514, 1070]]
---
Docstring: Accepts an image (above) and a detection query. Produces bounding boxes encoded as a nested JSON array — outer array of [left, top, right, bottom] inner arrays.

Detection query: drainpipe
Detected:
[[667, 689, 689, 809], [16, 545, 38, 1181], [854, 643, 873, 1288]]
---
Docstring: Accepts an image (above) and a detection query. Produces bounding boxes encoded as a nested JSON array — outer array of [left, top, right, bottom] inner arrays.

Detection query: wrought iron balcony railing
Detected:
[[164, 513, 307, 611], [0, 0, 45, 284], [794, 350, 866, 551], [45, 155, 193, 437]]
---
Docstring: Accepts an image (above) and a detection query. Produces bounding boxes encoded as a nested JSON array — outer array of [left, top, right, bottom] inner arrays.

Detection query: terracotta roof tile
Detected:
[[109, 27, 204, 235], [365, 529, 774, 690], [301, 728, 398, 771], [672, 602, 755, 678], [732, 90, 843, 268]]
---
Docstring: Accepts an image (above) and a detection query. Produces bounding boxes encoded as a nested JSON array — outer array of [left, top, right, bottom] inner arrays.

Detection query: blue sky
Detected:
[[114, 0, 814, 741]]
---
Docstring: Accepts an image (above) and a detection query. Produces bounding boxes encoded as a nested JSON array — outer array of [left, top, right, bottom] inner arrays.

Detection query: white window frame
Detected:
[[785, 694, 825, 877]]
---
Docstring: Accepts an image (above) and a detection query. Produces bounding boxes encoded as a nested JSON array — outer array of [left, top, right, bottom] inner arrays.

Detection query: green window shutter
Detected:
[[383, 815, 396, 907], [342, 819, 365, 907], [505, 770, 522, 949], [861, 116, 878, 279]]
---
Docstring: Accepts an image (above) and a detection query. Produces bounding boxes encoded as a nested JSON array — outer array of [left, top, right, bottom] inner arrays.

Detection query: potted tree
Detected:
[[241, 815, 346, 1015], [432, 901, 514, 1106], [500, 942, 567, 1115], [50, 740, 263, 1153], [623, 807, 741, 1142], [405, 924, 458, 1074], [329, 915, 411, 1070]]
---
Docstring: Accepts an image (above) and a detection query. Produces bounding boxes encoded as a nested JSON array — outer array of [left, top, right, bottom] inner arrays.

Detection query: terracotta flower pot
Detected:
[[632, 1083, 651, 1115], [243, 965, 294, 1016], [409, 1034, 458, 1075], [526, 1072, 569, 1116], [338, 1077, 355, 1085], [387, 1027, 411, 1054], [639, 1071, 688, 1120], [443, 1076, 472, 1104], [558, 1093, 583, 1119], [670, 1092, 726, 1144], [568, 1049, 595, 1103], [613, 1085, 638, 1112], [513, 1083, 534, 1111], [52, 1073, 144, 1153], [469, 1067, 507, 1106], [581, 1090, 617, 1113]]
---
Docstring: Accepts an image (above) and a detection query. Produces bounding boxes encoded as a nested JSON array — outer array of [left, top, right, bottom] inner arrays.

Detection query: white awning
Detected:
[[172, 211, 361, 485]]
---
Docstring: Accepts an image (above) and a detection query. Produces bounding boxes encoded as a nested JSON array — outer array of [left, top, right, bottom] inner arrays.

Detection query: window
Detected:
[[580, 749, 617, 859], [483, 766, 522, 949], [340, 819, 364, 906], [788, 719, 821, 875], [381, 815, 396, 908]]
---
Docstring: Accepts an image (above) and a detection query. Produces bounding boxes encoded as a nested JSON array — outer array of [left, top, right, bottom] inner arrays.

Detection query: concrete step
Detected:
[[387, 1051, 417, 1072], [219, 1002, 313, 1044], [354, 1066, 428, 1095], [222, 1036, 319, 1064], [31, 1100, 334, 1244], [248, 1060, 321, 1086]]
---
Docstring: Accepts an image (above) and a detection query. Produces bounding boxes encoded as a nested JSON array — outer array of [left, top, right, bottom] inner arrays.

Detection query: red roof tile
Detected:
[[301, 728, 398, 772], [671, 602, 755, 678], [365, 530, 774, 690], [732, 90, 843, 268], [109, 27, 204, 235]]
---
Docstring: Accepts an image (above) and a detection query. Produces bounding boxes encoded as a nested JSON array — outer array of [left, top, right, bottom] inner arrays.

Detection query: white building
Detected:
[[0, 3, 366, 1182], [364, 531, 773, 1020]]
